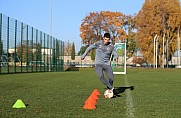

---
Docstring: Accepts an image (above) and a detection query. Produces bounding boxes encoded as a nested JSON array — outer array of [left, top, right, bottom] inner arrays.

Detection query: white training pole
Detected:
[[178, 27, 180, 67], [153, 34, 157, 68], [162, 34, 165, 68], [155, 36, 159, 68]]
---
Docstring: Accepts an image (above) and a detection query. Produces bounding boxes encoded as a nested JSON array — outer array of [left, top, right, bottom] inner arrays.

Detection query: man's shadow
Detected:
[[112, 86, 134, 98]]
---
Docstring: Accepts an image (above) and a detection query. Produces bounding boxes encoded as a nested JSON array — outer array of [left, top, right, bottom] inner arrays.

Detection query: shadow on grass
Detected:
[[112, 86, 134, 98], [65, 67, 79, 71]]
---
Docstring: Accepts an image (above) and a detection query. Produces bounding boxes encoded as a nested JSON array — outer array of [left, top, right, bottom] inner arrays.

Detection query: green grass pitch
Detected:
[[0, 68, 181, 117]]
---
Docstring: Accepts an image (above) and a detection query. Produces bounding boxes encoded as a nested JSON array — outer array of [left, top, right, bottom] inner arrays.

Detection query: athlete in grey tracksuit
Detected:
[[81, 33, 119, 90]]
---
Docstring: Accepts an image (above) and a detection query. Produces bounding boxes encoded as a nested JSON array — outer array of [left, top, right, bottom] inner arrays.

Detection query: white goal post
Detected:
[[110, 43, 126, 74]]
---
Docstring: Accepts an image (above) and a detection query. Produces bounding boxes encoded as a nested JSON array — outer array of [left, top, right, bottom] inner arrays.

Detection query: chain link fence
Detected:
[[0, 13, 64, 74]]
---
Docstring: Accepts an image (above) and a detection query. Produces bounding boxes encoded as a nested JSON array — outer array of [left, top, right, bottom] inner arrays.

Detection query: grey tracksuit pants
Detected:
[[95, 64, 114, 89]]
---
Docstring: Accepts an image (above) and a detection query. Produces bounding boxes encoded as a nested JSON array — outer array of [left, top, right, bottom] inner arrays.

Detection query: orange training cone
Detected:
[[88, 96, 97, 103], [90, 92, 99, 100], [83, 101, 96, 110], [83, 89, 101, 110], [85, 97, 97, 105], [93, 89, 101, 96]]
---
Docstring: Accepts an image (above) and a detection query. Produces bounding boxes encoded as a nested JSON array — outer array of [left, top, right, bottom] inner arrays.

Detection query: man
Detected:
[[81, 33, 119, 93]]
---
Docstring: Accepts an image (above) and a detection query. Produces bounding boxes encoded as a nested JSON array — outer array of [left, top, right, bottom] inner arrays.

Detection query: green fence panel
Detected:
[[0, 13, 64, 74]]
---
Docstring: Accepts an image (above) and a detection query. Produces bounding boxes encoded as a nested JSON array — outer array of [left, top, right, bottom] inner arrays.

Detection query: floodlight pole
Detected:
[[49, 0, 52, 71]]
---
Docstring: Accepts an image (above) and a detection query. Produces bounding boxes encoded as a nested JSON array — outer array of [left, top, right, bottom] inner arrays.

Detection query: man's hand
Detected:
[[115, 59, 118, 64], [81, 56, 85, 60], [115, 59, 118, 67]]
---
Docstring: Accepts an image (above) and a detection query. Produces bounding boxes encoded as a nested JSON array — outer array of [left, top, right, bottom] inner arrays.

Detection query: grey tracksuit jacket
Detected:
[[81, 40, 119, 65]]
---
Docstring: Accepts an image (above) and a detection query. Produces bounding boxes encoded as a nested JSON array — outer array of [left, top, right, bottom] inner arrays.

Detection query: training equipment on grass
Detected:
[[12, 99, 26, 108], [83, 89, 100, 110], [104, 89, 114, 98], [93, 89, 101, 96], [110, 43, 126, 74], [83, 101, 96, 110], [90, 92, 99, 100]]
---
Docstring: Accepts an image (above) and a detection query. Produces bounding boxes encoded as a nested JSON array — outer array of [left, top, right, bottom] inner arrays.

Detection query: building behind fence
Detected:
[[0, 13, 64, 74]]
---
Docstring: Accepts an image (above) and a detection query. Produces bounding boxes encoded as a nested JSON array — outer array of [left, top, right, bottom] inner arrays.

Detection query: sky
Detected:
[[0, 0, 145, 52]]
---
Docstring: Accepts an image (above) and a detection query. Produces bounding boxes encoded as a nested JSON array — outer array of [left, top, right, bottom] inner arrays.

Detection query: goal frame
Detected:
[[111, 43, 126, 74]]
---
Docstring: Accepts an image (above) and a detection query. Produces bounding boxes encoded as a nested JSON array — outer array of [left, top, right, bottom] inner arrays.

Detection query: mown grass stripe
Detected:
[[125, 75, 135, 118]]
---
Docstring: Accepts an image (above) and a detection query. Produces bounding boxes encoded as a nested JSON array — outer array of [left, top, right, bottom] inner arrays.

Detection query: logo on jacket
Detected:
[[99, 44, 102, 48]]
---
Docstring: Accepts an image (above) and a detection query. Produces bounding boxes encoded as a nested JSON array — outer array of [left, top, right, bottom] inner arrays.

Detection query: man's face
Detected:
[[103, 37, 110, 45]]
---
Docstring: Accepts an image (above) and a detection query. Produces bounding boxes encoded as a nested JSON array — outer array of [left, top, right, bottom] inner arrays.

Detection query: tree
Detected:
[[34, 43, 42, 61], [80, 11, 127, 45], [64, 41, 72, 56], [135, 0, 181, 65], [77, 45, 88, 56], [56, 40, 60, 58], [17, 44, 32, 63], [0, 40, 3, 55], [124, 15, 137, 58], [91, 49, 95, 61], [71, 42, 75, 60]]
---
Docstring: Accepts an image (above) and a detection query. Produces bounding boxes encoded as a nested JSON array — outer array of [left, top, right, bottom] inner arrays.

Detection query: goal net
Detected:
[[111, 43, 126, 74]]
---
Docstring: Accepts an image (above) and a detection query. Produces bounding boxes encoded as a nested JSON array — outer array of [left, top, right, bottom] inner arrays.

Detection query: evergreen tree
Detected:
[[78, 45, 88, 55], [0, 40, 3, 54], [71, 42, 75, 60], [91, 49, 95, 61]]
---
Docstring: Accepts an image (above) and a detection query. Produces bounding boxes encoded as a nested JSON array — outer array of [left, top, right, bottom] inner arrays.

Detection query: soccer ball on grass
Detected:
[[104, 89, 114, 98]]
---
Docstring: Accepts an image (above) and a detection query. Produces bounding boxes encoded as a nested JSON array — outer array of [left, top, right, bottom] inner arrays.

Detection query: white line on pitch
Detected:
[[125, 76, 135, 118]]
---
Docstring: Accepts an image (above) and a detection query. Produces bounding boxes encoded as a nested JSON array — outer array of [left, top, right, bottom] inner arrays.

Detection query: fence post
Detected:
[[31, 27, 33, 72], [26, 25, 28, 72], [7, 17, 10, 73], [14, 20, 17, 72], [0, 13, 2, 73]]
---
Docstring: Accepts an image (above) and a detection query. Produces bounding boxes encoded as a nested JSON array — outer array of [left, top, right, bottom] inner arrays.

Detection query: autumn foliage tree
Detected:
[[80, 11, 127, 45], [124, 15, 137, 58], [135, 0, 181, 66]]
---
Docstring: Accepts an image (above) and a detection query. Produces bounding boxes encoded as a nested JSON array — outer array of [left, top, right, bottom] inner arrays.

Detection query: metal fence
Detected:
[[0, 13, 64, 74]]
